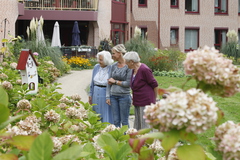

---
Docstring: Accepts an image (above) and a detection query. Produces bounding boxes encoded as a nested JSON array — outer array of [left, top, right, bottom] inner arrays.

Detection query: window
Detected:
[[185, 28, 199, 51], [139, 0, 147, 7], [214, 28, 227, 50], [170, 27, 179, 45], [238, 29, 240, 44], [171, 0, 178, 8], [185, 0, 199, 12], [215, 0, 228, 14], [140, 27, 147, 39], [238, 0, 240, 14], [114, 0, 125, 3], [111, 23, 125, 45]]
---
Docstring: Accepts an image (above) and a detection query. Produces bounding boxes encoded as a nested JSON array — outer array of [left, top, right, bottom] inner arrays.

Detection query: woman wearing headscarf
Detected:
[[123, 51, 158, 130], [106, 44, 132, 128], [89, 50, 114, 123]]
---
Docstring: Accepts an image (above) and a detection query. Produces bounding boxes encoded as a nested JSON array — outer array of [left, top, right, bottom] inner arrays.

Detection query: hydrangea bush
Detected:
[[0, 45, 240, 160]]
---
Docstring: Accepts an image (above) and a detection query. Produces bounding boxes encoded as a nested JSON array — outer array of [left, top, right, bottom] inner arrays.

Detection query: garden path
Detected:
[[55, 69, 93, 103], [55, 69, 134, 128]]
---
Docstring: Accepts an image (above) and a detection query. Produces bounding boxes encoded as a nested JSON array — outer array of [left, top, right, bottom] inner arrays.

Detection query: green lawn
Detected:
[[155, 76, 240, 158]]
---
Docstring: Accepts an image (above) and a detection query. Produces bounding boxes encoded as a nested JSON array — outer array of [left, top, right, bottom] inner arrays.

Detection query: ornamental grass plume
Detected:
[[183, 45, 240, 97], [214, 121, 240, 160], [144, 88, 218, 134]]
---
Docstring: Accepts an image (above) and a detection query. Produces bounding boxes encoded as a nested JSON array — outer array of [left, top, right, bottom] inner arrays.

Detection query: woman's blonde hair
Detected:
[[112, 44, 127, 53]]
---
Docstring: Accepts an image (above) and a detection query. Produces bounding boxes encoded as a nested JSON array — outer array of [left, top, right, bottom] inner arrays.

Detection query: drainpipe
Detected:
[[158, 0, 160, 49]]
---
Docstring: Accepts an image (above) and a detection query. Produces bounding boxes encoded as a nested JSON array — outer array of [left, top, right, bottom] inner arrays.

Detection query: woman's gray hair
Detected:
[[123, 51, 141, 62], [112, 44, 127, 53], [96, 50, 114, 65]]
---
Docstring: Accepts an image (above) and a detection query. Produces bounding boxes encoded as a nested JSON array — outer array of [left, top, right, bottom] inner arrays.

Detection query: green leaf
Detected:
[[116, 143, 132, 160], [50, 125, 59, 133], [28, 132, 53, 160], [138, 148, 154, 160], [177, 144, 206, 160], [180, 130, 197, 143], [162, 129, 180, 153], [0, 86, 8, 107], [129, 138, 147, 154], [141, 132, 164, 139], [0, 153, 18, 160], [97, 133, 119, 160], [53, 145, 83, 160], [0, 103, 9, 124], [7, 135, 37, 151], [0, 115, 24, 130], [205, 152, 217, 160]]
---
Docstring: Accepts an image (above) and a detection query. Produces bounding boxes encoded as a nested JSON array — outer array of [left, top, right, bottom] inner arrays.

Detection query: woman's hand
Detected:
[[108, 78, 116, 85], [88, 96, 92, 105], [106, 99, 111, 105]]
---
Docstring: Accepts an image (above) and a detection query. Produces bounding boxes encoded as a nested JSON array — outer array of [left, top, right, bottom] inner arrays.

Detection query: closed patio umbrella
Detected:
[[51, 21, 61, 47], [71, 21, 81, 46]]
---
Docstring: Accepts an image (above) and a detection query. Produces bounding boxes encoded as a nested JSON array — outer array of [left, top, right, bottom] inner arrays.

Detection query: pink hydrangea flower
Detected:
[[33, 52, 39, 56]]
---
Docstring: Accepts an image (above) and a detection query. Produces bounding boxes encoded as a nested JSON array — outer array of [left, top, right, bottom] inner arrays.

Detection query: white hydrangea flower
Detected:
[[17, 99, 32, 109], [214, 121, 240, 160], [70, 125, 80, 131], [1, 62, 8, 67], [16, 79, 22, 85], [46, 61, 54, 65], [60, 96, 72, 104], [0, 73, 8, 79], [183, 45, 240, 97], [102, 124, 117, 133], [59, 135, 81, 145], [144, 88, 218, 134], [125, 128, 138, 135], [7, 115, 42, 136], [79, 121, 91, 131], [70, 93, 81, 101], [1, 81, 13, 90], [148, 139, 164, 154], [52, 136, 63, 153], [44, 109, 60, 123], [10, 62, 17, 69], [57, 103, 67, 109]]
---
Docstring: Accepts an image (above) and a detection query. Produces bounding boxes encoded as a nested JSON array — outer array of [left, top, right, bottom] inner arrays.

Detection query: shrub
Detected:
[[149, 48, 186, 72], [63, 56, 92, 70]]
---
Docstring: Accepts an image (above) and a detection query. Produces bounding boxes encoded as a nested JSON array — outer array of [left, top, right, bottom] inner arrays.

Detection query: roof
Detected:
[[16, 49, 39, 70]]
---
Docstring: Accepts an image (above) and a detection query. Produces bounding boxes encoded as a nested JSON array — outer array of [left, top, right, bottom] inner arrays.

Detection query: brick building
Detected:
[[1, 0, 240, 52]]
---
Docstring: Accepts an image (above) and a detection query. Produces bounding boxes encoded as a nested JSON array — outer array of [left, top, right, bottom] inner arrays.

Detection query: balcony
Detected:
[[18, 0, 98, 11]]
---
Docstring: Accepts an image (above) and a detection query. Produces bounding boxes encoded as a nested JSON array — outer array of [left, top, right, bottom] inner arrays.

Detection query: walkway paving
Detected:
[[55, 69, 134, 128], [55, 69, 93, 103]]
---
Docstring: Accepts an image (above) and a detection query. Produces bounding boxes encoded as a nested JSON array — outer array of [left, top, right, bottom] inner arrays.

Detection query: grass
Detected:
[[155, 76, 240, 158]]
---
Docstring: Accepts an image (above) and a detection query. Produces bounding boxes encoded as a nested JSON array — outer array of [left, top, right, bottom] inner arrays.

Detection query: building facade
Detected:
[[1, 0, 240, 52]]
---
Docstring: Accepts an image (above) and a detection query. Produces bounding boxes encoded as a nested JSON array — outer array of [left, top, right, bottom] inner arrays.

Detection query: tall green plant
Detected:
[[125, 27, 157, 68], [221, 29, 240, 63]]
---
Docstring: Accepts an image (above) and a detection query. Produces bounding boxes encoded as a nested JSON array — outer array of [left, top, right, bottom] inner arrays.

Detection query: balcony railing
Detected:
[[18, 0, 98, 11]]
